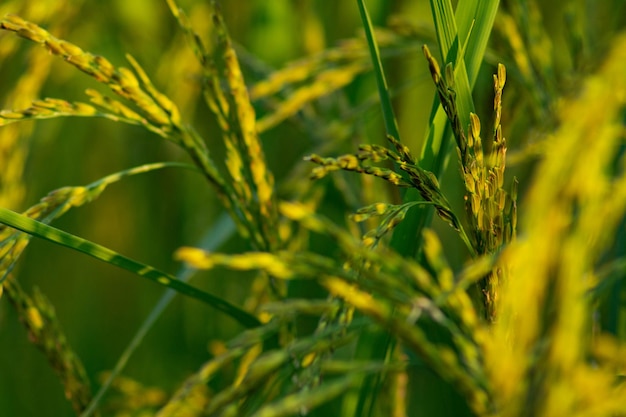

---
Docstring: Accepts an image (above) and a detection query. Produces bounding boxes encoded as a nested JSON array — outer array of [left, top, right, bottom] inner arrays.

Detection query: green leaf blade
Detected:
[[356, 0, 401, 142], [0, 207, 260, 329]]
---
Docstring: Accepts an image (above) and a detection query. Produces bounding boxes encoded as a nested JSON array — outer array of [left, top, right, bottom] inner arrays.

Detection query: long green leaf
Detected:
[[355, 1, 429, 261], [81, 213, 237, 417], [427, 0, 500, 177], [356, 0, 401, 142], [1, 162, 200, 285], [0, 207, 260, 329], [353, 2, 403, 416]]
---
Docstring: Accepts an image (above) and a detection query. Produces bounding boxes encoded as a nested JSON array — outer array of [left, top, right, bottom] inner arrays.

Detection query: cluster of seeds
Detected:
[[423, 46, 517, 319]]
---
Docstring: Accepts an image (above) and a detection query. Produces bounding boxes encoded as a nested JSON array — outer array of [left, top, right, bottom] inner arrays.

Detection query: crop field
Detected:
[[0, 1, 625, 416]]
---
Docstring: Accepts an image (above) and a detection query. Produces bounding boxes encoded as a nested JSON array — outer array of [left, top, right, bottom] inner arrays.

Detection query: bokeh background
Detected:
[[0, 0, 624, 416]]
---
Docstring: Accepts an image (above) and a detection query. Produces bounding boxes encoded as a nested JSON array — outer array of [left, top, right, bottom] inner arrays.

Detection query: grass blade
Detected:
[[81, 213, 237, 417], [356, 0, 401, 141], [457, 1, 499, 85], [429, 0, 474, 141], [0, 162, 199, 284], [0, 207, 260, 329], [353, 2, 403, 416]]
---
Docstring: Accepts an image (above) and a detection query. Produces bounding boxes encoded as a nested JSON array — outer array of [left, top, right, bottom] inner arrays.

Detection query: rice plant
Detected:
[[0, 0, 625, 416]]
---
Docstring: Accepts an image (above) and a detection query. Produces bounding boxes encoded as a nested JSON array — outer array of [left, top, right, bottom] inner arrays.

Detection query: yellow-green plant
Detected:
[[0, 1, 625, 416]]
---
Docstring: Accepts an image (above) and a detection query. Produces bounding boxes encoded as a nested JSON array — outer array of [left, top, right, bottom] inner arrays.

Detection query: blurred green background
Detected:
[[1, 0, 624, 416]]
